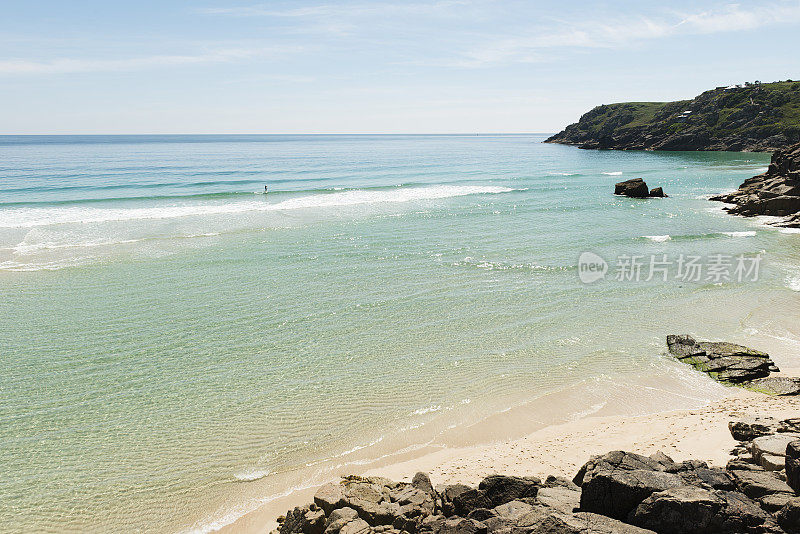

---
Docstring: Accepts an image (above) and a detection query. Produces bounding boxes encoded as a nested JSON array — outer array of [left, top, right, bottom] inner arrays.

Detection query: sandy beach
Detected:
[[222, 368, 800, 533]]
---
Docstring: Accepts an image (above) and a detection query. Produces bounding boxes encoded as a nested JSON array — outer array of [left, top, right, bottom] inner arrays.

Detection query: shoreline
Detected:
[[220, 385, 800, 533], [207, 305, 800, 533]]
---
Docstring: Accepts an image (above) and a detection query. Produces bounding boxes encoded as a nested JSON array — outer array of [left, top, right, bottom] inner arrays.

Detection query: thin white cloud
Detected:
[[199, 1, 474, 18], [677, 2, 800, 33], [0, 48, 275, 75], [457, 2, 800, 67]]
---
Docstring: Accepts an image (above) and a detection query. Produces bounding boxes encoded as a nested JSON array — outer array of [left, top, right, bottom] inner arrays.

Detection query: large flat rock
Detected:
[[666, 335, 785, 388]]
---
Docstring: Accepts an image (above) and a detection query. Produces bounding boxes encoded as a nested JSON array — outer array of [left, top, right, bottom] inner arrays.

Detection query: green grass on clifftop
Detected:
[[547, 80, 800, 151]]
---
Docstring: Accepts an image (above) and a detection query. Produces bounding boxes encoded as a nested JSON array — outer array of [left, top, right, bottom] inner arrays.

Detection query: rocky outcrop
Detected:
[[711, 143, 800, 226], [545, 81, 800, 152], [725, 416, 800, 521], [277, 437, 800, 534], [614, 178, 668, 198], [666, 335, 787, 389]]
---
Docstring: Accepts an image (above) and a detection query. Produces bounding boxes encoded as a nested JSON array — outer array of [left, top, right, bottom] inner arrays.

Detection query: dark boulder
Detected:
[[574, 450, 663, 487], [779, 419, 800, 434], [436, 518, 487, 534], [578, 468, 685, 520], [324, 508, 360, 534], [413, 472, 436, 498], [648, 187, 667, 197], [628, 486, 722, 533], [615, 178, 650, 198], [478, 475, 540, 507], [438, 484, 472, 517], [453, 489, 493, 517], [628, 486, 778, 534], [760, 493, 795, 513], [778, 497, 800, 534], [787, 440, 800, 494], [465, 509, 497, 522], [281, 505, 327, 534], [729, 419, 775, 442], [730, 469, 795, 499], [694, 468, 736, 491], [531, 511, 657, 533]]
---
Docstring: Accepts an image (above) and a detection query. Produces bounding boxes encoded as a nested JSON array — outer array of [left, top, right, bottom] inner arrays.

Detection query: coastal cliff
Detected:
[[546, 81, 800, 152], [711, 142, 800, 227]]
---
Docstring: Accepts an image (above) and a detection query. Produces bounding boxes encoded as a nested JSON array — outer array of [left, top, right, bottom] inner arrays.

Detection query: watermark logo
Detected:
[[578, 252, 762, 284], [578, 251, 608, 284]]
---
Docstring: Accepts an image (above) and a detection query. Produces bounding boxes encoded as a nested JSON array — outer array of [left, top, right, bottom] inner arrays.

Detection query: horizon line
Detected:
[[0, 132, 555, 136]]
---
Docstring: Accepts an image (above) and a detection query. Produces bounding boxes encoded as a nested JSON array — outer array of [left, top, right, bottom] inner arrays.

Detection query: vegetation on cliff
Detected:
[[546, 80, 800, 152]]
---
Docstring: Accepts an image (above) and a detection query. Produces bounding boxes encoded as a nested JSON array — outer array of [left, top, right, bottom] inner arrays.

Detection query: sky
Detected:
[[1, 0, 799, 134]]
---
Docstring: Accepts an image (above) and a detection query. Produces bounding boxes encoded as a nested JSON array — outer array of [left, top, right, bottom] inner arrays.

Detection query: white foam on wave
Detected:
[[411, 405, 442, 416], [233, 469, 270, 482], [10, 238, 143, 255], [304, 436, 386, 467], [722, 231, 756, 237], [602, 172, 623, 176], [0, 186, 515, 229], [787, 276, 800, 292], [780, 228, 800, 234], [6, 232, 223, 256], [642, 235, 671, 242]]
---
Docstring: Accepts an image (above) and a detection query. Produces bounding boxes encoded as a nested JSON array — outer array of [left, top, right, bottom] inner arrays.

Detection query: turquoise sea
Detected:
[[2, 134, 800, 533]]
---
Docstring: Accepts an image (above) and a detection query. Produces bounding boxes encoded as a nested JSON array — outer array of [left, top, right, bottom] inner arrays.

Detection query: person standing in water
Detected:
[[264, 185, 268, 194]]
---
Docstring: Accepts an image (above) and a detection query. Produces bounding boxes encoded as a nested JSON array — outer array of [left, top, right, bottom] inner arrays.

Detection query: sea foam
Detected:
[[721, 231, 756, 237], [0, 185, 515, 229], [642, 235, 671, 242], [233, 470, 270, 482]]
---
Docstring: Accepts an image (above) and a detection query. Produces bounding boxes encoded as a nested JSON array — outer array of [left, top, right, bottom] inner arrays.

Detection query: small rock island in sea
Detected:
[[614, 178, 667, 198]]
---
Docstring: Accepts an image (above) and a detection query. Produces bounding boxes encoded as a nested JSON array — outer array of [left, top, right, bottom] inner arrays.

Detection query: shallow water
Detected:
[[2, 134, 799, 533]]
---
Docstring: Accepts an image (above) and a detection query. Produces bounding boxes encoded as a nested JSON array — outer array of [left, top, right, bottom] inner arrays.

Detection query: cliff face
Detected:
[[711, 142, 800, 227], [546, 81, 800, 152]]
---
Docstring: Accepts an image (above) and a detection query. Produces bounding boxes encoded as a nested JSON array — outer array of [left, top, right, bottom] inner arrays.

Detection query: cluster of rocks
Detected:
[[666, 335, 800, 395], [614, 178, 667, 199], [726, 417, 800, 517], [710, 142, 800, 228], [276, 440, 800, 534]]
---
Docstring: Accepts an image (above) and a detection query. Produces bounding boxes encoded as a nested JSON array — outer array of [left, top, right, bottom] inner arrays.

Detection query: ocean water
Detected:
[[2, 134, 800, 533]]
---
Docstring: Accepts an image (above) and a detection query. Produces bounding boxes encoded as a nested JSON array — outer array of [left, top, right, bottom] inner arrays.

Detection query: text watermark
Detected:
[[578, 252, 762, 284]]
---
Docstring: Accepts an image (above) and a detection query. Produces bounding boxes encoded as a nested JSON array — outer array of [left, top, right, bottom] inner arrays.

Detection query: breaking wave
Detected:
[[0, 185, 516, 229]]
